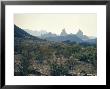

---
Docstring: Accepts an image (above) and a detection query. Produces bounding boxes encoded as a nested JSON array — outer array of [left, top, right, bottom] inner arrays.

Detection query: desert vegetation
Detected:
[[14, 25, 97, 76]]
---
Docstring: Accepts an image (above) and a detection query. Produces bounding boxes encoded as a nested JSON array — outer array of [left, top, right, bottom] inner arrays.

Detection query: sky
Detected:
[[14, 13, 97, 36]]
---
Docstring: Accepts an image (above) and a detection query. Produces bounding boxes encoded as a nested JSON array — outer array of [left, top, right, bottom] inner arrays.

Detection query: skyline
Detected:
[[14, 13, 97, 36]]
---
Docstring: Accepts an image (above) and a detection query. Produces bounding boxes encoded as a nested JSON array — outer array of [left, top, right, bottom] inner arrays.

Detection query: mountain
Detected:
[[40, 29, 82, 43], [85, 38, 97, 44], [39, 29, 96, 44], [76, 29, 83, 38], [19, 27, 96, 44], [14, 25, 31, 38], [44, 34, 83, 43], [14, 25, 44, 41], [41, 32, 57, 38], [76, 29, 89, 41], [60, 29, 67, 36], [23, 29, 47, 37], [40, 29, 68, 39]]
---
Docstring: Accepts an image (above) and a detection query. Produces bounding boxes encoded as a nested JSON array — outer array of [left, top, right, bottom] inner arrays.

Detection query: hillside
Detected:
[[15, 25, 45, 40], [14, 25, 30, 38]]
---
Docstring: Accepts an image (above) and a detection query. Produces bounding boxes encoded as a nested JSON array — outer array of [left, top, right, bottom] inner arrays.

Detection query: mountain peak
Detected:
[[76, 29, 83, 37], [60, 28, 67, 36]]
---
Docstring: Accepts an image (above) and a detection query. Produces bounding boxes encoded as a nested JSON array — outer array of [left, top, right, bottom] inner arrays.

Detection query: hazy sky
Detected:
[[14, 13, 97, 36]]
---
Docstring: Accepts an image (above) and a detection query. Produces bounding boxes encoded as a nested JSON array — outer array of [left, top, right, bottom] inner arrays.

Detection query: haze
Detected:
[[14, 13, 97, 36]]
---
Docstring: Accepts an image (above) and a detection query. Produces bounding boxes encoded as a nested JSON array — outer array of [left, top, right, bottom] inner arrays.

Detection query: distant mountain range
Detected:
[[15, 25, 96, 44], [23, 29, 47, 37], [39, 29, 96, 44], [44, 34, 83, 43]]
